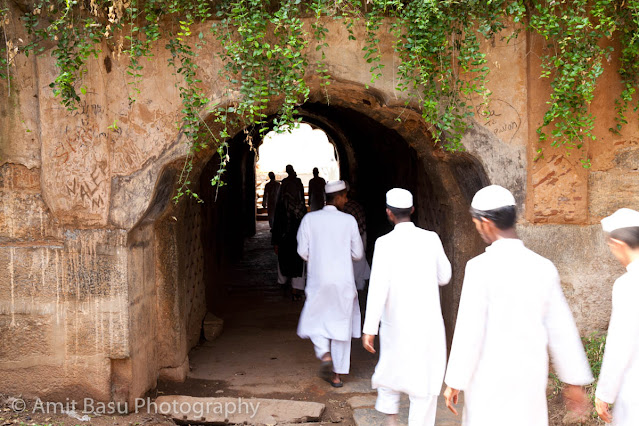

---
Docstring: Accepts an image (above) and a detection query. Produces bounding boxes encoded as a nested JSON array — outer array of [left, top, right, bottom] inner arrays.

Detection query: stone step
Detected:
[[154, 395, 325, 425]]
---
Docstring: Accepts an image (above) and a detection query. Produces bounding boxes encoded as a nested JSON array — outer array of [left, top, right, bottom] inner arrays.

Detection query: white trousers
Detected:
[[277, 264, 306, 290], [310, 335, 351, 374], [375, 387, 438, 426]]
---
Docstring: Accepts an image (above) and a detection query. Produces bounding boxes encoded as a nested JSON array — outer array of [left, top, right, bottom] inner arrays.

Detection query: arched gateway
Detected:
[[1, 10, 634, 407]]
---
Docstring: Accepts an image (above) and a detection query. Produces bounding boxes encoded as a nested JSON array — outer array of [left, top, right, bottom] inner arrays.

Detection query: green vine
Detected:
[[0, 1, 11, 86], [530, 0, 616, 167], [614, 1, 639, 135], [2, 0, 639, 200]]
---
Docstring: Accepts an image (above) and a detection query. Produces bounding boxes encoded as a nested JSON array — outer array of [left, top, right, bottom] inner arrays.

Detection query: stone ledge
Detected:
[[154, 395, 325, 425]]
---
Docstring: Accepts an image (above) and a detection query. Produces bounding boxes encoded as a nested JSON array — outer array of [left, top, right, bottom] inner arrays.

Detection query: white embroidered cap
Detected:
[[601, 208, 639, 233], [325, 180, 347, 194], [386, 188, 413, 209], [471, 185, 516, 211]]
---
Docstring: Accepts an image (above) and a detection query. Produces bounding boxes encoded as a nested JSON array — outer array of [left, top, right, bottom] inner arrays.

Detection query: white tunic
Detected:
[[354, 231, 371, 291], [596, 259, 639, 426], [445, 239, 593, 426], [296, 205, 364, 341], [363, 222, 452, 397]]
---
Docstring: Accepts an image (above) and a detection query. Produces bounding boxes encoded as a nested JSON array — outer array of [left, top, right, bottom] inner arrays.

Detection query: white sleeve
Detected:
[[296, 216, 310, 261], [445, 260, 488, 390], [596, 278, 639, 403], [545, 266, 594, 386], [362, 239, 390, 336], [350, 217, 364, 261], [433, 233, 452, 286]]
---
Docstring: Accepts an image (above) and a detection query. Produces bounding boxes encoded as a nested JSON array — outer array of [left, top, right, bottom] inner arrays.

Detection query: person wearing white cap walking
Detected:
[[595, 208, 639, 425], [296, 180, 364, 387], [362, 188, 451, 426], [443, 185, 593, 426]]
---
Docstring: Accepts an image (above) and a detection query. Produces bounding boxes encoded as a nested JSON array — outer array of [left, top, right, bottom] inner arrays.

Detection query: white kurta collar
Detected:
[[323, 205, 338, 211], [394, 222, 415, 230], [627, 259, 639, 273], [485, 238, 524, 253]]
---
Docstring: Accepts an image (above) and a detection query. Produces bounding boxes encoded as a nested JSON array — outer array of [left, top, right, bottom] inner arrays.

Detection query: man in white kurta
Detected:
[[362, 188, 451, 425], [296, 180, 364, 387], [595, 208, 639, 425], [444, 185, 593, 426]]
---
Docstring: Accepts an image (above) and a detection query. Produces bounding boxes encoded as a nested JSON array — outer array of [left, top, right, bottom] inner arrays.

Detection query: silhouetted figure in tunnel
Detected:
[[308, 167, 326, 212], [272, 165, 306, 298], [263, 171, 280, 228]]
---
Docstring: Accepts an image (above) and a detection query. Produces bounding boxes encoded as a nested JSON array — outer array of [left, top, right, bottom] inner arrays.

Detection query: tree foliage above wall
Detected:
[[1, 0, 639, 199]]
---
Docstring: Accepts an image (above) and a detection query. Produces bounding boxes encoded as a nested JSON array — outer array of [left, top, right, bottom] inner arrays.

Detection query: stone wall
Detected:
[[1, 10, 637, 403]]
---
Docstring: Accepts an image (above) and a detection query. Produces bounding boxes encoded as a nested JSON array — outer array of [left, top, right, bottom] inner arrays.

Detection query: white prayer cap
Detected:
[[601, 208, 639, 233], [386, 188, 413, 209], [471, 185, 516, 211], [325, 180, 347, 194]]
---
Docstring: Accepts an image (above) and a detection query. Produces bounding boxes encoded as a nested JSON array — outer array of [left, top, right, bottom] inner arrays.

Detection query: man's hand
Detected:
[[595, 397, 613, 423], [444, 386, 459, 415], [362, 334, 376, 354], [563, 385, 589, 420], [273, 245, 279, 255]]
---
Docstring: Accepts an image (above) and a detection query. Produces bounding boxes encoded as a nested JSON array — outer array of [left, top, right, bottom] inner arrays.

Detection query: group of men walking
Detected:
[[291, 180, 639, 426], [264, 167, 370, 300]]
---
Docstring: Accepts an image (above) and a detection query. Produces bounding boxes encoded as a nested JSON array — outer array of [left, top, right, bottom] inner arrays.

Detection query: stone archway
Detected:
[[114, 79, 491, 404]]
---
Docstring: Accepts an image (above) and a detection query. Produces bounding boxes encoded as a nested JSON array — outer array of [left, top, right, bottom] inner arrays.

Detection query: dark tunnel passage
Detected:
[[123, 86, 492, 402], [192, 99, 489, 349]]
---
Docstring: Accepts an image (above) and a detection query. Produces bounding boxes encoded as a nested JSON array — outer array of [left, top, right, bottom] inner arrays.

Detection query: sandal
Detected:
[[319, 360, 333, 383], [330, 379, 343, 388]]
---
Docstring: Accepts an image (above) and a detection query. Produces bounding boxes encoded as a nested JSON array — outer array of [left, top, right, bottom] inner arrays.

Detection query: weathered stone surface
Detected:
[[0, 5, 42, 170], [347, 395, 377, 409], [159, 357, 190, 383], [154, 396, 324, 424], [0, 355, 112, 403], [203, 313, 224, 342], [0, 314, 55, 360], [530, 153, 588, 224], [518, 224, 624, 333], [462, 123, 527, 208], [589, 170, 639, 221]]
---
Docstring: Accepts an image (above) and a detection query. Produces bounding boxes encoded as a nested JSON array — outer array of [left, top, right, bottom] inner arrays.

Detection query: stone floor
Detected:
[[174, 222, 463, 425]]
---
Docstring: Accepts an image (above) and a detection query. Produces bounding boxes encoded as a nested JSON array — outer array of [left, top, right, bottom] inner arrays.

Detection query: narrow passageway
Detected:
[[158, 222, 462, 425]]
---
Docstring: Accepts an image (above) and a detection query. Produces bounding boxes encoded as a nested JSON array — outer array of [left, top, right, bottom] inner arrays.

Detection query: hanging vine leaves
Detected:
[[2, 0, 639, 200]]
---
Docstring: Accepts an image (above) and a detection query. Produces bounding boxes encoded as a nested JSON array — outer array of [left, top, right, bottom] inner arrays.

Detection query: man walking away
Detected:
[[595, 208, 639, 425], [263, 171, 280, 229], [362, 188, 451, 426], [444, 185, 593, 426], [296, 180, 364, 387], [272, 165, 306, 297], [308, 167, 326, 212]]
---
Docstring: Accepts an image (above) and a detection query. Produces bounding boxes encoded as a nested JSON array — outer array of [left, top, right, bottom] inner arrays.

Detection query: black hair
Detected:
[[610, 227, 639, 249], [268, 171, 275, 179], [469, 205, 517, 230], [326, 189, 346, 204], [387, 205, 413, 220]]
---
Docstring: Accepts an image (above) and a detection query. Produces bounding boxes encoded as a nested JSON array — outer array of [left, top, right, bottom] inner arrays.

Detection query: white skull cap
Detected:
[[325, 180, 346, 194], [471, 185, 516, 211], [601, 208, 639, 233], [386, 188, 413, 209]]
